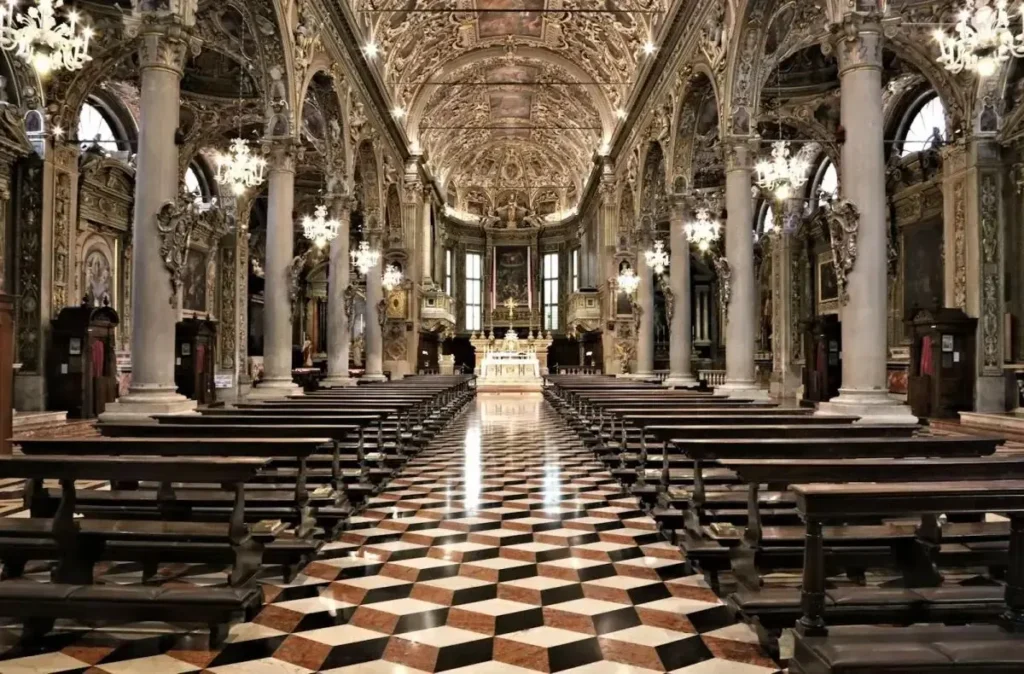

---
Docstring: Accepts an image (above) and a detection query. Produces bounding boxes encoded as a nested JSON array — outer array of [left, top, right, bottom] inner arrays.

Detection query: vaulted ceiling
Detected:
[[353, 0, 666, 215]]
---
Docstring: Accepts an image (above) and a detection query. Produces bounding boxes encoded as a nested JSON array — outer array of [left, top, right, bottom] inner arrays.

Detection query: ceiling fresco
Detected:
[[353, 0, 664, 216]]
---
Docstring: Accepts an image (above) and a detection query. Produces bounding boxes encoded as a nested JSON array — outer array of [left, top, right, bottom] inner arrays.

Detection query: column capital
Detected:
[[126, 1, 201, 74], [724, 137, 757, 172], [828, 12, 884, 74], [328, 193, 357, 220], [263, 138, 301, 173]]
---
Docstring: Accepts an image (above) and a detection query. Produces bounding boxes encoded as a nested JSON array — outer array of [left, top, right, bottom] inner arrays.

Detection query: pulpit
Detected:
[[49, 300, 119, 418]]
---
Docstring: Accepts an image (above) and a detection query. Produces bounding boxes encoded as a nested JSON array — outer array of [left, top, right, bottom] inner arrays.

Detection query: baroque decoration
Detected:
[[824, 199, 861, 307], [156, 196, 226, 307]]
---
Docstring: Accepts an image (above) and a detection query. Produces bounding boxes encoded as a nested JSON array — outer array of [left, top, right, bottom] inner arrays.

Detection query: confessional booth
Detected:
[[175, 317, 217, 405], [906, 307, 976, 419], [802, 315, 842, 405], [48, 300, 119, 418]]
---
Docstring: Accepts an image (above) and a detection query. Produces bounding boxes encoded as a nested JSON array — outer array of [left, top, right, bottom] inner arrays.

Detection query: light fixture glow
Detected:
[[643, 240, 670, 275], [301, 204, 341, 249], [755, 140, 809, 202], [642, 40, 656, 55], [684, 208, 721, 253], [363, 41, 379, 58], [215, 138, 267, 197], [934, 0, 1024, 76], [351, 240, 381, 275], [392, 106, 405, 119], [0, 0, 93, 75], [382, 264, 404, 292], [615, 108, 627, 120], [617, 266, 640, 295]]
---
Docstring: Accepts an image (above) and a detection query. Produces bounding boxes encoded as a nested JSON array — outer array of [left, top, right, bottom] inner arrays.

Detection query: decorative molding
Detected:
[[952, 178, 967, 310], [979, 173, 1001, 373], [156, 196, 226, 306], [824, 199, 860, 306], [713, 255, 731, 318]]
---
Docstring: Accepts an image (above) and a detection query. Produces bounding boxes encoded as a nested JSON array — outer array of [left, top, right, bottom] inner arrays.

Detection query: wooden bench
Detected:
[[789, 481, 1024, 673]]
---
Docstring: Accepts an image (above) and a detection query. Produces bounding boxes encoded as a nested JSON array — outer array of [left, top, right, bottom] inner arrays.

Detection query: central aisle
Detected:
[[275, 394, 779, 673]]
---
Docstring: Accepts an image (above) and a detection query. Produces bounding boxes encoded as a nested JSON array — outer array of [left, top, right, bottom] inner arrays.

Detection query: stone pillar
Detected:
[[361, 227, 387, 382], [215, 197, 251, 403], [421, 191, 433, 285], [100, 5, 199, 421], [249, 142, 303, 399], [634, 249, 655, 377], [664, 195, 696, 387], [322, 195, 356, 387], [769, 227, 803, 398], [945, 139, 1009, 412], [597, 176, 620, 374], [817, 14, 916, 423], [719, 140, 766, 398]]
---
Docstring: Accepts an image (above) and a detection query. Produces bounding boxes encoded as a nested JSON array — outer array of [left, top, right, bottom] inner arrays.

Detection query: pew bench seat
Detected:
[[0, 579, 261, 646], [791, 623, 1024, 673], [730, 585, 1008, 656]]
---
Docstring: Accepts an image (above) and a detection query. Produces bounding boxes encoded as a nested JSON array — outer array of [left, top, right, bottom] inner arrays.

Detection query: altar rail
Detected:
[[699, 369, 727, 386], [554, 366, 603, 375]]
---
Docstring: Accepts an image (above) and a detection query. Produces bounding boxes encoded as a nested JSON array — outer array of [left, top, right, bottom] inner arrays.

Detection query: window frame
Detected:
[[898, 94, 946, 158], [445, 248, 453, 297], [543, 252, 559, 331], [571, 249, 579, 293], [464, 252, 482, 331]]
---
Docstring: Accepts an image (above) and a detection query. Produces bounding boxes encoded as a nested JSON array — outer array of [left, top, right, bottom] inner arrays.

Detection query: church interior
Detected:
[[0, 0, 1023, 672]]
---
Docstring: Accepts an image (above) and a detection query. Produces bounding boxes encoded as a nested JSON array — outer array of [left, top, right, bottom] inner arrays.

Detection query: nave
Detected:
[[0, 394, 781, 674]]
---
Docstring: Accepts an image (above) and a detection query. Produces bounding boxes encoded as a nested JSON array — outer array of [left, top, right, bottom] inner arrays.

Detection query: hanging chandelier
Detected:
[[351, 240, 380, 275], [301, 204, 340, 249], [0, 0, 93, 75], [382, 264, 403, 292], [934, 0, 1024, 76], [617, 266, 640, 295], [685, 208, 722, 253], [214, 138, 267, 196], [755, 140, 810, 201], [643, 240, 670, 275]]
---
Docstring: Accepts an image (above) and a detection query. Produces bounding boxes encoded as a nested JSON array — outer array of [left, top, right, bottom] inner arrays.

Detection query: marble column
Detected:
[[597, 176, 620, 374], [250, 142, 304, 399], [664, 196, 696, 387], [817, 14, 915, 423], [322, 195, 356, 387], [421, 191, 433, 285], [361, 228, 387, 382], [769, 226, 803, 398], [633, 249, 655, 377], [719, 140, 766, 398], [100, 7, 199, 421]]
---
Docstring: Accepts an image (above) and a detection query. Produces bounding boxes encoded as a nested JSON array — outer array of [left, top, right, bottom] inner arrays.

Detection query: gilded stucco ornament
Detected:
[[824, 199, 860, 307], [157, 194, 225, 307], [713, 256, 731, 317]]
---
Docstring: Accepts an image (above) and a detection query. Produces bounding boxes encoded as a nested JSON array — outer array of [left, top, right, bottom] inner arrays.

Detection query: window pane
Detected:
[[901, 97, 945, 157], [78, 103, 119, 153], [185, 167, 202, 197]]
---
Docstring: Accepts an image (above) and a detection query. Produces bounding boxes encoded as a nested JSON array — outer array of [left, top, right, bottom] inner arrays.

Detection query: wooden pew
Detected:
[[789, 481, 1024, 673], [0, 455, 267, 644]]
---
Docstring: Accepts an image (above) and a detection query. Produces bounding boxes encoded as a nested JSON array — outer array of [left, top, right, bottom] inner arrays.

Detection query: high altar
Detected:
[[470, 326, 552, 392]]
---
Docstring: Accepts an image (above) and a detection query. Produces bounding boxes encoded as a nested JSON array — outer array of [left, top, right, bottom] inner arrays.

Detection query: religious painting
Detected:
[[496, 246, 529, 304], [83, 246, 112, 308], [817, 255, 839, 305], [182, 248, 208, 312], [902, 220, 943, 314], [489, 93, 533, 120], [477, 0, 544, 38], [486, 64, 537, 84]]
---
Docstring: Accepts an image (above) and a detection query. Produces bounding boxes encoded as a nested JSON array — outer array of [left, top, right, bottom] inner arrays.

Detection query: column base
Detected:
[[321, 376, 358, 388], [716, 380, 770, 399], [98, 386, 198, 424], [663, 375, 699, 388], [248, 378, 304, 400], [359, 373, 388, 383], [816, 389, 919, 425]]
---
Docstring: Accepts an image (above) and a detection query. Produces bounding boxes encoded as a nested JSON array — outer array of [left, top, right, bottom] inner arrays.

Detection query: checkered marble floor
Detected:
[[0, 395, 782, 673]]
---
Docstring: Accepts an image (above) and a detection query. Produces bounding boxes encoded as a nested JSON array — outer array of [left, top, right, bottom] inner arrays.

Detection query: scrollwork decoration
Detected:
[[659, 275, 675, 324], [156, 196, 198, 306], [824, 199, 860, 306], [712, 256, 731, 318]]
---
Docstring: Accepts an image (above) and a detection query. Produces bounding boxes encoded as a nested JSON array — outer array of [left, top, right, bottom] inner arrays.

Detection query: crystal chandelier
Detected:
[[351, 240, 380, 275], [215, 138, 267, 196], [301, 204, 340, 249], [755, 140, 809, 201], [617, 266, 640, 295], [934, 0, 1024, 76], [643, 240, 670, 275], [685, 208, 722, 253], [0, 0, 93, 75], [382, 264, 403, 292]]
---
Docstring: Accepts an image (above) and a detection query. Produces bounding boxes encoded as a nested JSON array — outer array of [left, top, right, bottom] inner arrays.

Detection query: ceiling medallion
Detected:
[[0, 0, 93, 75], [755, 140, 809, 201], [934, 0, 1024, 76], [351, 240, 380, 276], [301, 204, 340, 249], [685, 208, 721, 253], [215, 138, 267, 196], [643, 240, 670, 275]]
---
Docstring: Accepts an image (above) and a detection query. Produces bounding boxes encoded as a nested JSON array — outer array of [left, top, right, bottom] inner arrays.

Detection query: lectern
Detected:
[[49, 300, 119, 418], [907, 307, 976, 419]]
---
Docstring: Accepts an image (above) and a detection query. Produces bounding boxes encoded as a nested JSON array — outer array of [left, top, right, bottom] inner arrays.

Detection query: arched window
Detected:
[[77, 102, 120, 153], [761, 203, 776, 238], [185, 167, 203, 197], [900, 96, 945, 157], [815, 159, 838, 207]]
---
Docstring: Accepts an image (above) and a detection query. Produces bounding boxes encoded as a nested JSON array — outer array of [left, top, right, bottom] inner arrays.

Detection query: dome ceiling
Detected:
[[359, 0, 664, 215]]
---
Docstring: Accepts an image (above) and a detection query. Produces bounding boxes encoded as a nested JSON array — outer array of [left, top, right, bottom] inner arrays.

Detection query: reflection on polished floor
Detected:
[[0, 396, 782, 673]]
